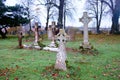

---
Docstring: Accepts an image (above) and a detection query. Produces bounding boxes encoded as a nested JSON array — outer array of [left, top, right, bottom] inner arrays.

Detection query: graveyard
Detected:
[[0, 32, 120, 80], [0, 13, 120, 80], [0, 0, 120, 80]]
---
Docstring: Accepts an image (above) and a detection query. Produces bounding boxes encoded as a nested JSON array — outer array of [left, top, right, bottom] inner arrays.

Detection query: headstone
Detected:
[[67, 27, 76, 41], [79, 12, 92, 48], [18, 32, 23, 48], [34, 22, 39, 43], [17, 26, 23, 49], [47, 25, 53, 40], [54, 29, 68, 71], [43, 21, 60, 51], [48, 21, 57, 48], [23, 22, 41, 50], [51, 21, 56, 36]]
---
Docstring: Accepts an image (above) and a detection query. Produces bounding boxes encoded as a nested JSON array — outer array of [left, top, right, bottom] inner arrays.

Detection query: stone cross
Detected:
[[51, 21, 56, 29], [18, 32, 23, 48], [48, 21, 56, 39], [79, 12, 92, 48], [51, 21, 56, 38], [54, 29, 68, 71], [17, 26, 23, 49], [34, 22, 39, 43], [48, 21, 57, 48]]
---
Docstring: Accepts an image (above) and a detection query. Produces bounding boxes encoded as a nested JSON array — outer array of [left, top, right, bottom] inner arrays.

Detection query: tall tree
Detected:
[[57, 0, 64, 28], [0, 4, 29, 38], [101, 0, 120, 34], [37, 0, 74, 29], [37, 0, 57, 30], [42, 0, 65, 28], [86, 0, 106, 33], [4, 5, 29, 26], [20, 0, 34, 35], [63, 0, 75, 29]]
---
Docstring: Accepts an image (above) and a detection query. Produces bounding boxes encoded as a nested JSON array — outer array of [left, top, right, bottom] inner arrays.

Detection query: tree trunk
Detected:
[[96, 0, 102, 34], [63, 1, 66, 29], [110, 0, 120, 34], [45, 8, 50, 31], [63, 10, 66, 29], [28, 19, 32, 35], [110, 12, 119, 34], [0, 33, 7, 39], [57, 0, 64, 29]]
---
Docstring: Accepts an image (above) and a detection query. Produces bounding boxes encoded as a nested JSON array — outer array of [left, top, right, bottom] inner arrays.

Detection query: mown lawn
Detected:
[[0, 34, 120, 80]]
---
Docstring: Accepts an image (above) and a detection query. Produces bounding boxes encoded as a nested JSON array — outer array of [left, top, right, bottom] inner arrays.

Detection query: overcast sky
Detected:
[[5, 0, 111, 28]]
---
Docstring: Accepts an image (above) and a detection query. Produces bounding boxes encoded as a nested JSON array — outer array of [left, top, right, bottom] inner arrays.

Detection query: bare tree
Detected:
[[46, 0, 74, 29], [56, 0, 64, 29], [86, 0, 107, 34], [20, 0, 34, 35], [63, 0, 75, 29], [101, 0, 120, 34], [38, 0, 56, 28], [36, 0, 75, 29]]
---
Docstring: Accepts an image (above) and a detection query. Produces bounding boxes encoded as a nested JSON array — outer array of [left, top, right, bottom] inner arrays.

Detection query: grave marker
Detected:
[[34, 22, 39, 43], [54, 29, 68, 71], [47, 25, 53, 40], [17, 26, 23, 49], [79, 12, 92, 48], [48, 21, 57, 48]]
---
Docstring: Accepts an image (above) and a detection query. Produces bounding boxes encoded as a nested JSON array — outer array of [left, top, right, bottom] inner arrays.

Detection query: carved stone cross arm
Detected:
[[79, 12, 92, 24], [55, 29, 69, 43]]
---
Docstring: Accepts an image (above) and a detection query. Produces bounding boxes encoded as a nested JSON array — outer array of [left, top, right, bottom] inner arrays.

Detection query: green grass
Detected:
[[0, 34, 120, 80]]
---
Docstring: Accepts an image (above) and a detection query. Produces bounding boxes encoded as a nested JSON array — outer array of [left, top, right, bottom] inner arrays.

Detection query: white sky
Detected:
[[5, 0, 18, 6], [5, 0, 112, 28]]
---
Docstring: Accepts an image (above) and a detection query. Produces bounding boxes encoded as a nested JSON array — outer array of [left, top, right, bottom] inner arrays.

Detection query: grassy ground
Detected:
[[0, 34, 120, 80]]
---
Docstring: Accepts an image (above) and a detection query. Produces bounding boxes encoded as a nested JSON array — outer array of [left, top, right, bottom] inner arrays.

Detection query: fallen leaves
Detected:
[[0, 65, 20, 79], [102, 59, 120, 79], [52, 73, 58, 77], [41, 63, 81, 79]]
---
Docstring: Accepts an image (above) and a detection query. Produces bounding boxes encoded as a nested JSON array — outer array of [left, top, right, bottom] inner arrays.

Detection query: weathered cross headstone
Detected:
[[54, 29, 68, 71], [47, 21, 56, 40], [79, 12, 92, 48], [34, 22, 39, 43], [18, 32, 23, 48], [48, 21, 57, 48], [17, 26, 23, 49], [23, 23, 41, 49]]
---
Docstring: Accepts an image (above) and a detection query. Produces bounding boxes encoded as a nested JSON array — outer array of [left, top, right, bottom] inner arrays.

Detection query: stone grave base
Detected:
[[23, 42, 41, 50], [23, 44, 41, 50], [79, 44, 98, 55], [43, 41, 58, 52], [43, 47, 58, 52], [48, 41, 57, 48], [80, 43, 92, 49]]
